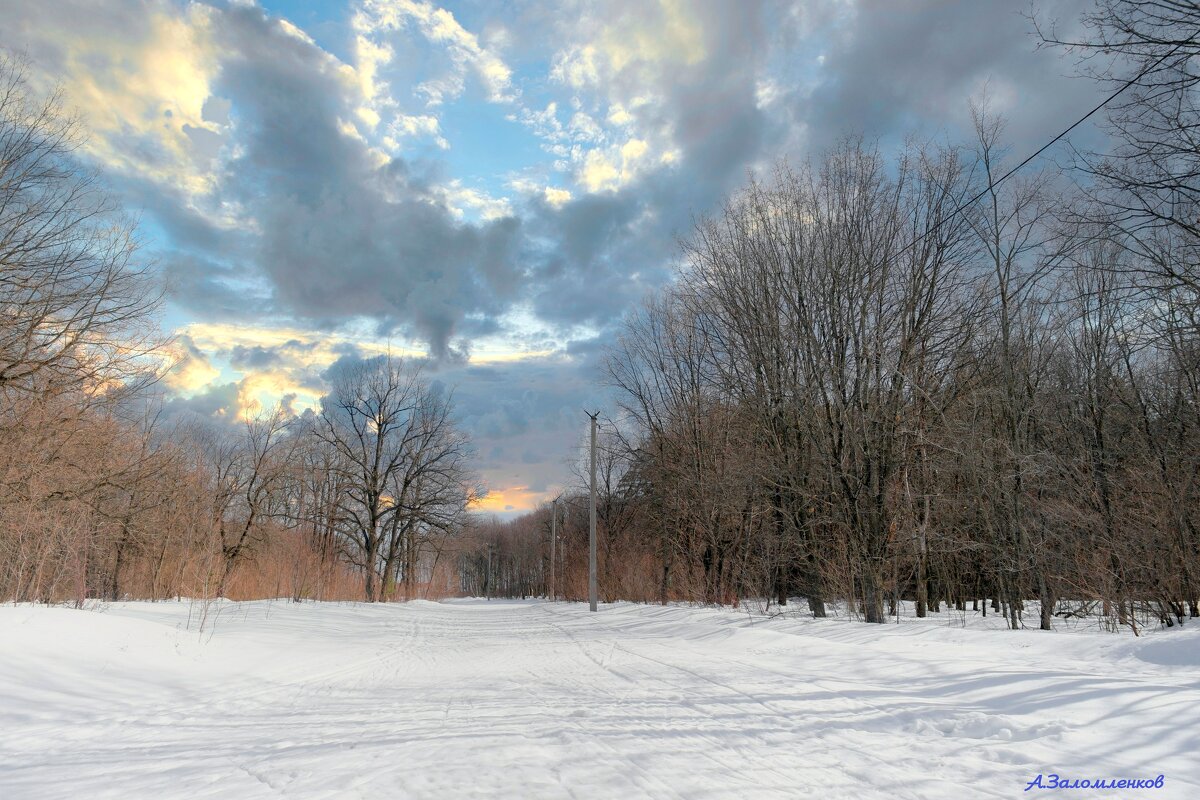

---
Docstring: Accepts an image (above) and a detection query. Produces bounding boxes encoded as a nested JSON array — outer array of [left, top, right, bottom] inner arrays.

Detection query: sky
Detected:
[[2, 0, 1103, 517]]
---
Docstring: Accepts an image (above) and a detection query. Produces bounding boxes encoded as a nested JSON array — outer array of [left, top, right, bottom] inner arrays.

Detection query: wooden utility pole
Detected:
[[486, 542, 493, 601], [588, 411, 598, 612], [550, 497, 557, 602]]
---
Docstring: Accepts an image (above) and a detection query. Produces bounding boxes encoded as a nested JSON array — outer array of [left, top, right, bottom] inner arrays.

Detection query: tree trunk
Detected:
[[862, 565, 885, 624], [1037, 571, 1053, 631], [916, 551, 928, 618], [109, 529, 130, 602], [216, 553, 236, 599]]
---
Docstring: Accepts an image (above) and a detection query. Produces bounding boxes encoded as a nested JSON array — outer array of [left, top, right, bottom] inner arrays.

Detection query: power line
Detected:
[[898, 30, 1200, 259]]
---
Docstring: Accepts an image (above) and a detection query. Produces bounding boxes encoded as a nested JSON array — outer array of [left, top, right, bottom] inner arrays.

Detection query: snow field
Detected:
[[1, 598, 1198, 799]]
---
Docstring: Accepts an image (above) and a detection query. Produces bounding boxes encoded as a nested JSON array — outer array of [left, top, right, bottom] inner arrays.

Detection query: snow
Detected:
[[1, 598, 1198, 799]]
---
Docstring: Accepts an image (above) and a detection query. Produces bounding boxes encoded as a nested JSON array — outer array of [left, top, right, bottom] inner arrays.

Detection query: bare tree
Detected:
[[379, 384, 479, 599], [1037, 1, 1200, 299], [315, 355, 475, 601], [194, 407, 295, 597], [0, 53, 162, 399]]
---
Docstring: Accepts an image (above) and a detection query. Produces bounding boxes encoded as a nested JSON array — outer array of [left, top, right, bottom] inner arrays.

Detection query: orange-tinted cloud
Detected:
[[471, 485, 550, 515]]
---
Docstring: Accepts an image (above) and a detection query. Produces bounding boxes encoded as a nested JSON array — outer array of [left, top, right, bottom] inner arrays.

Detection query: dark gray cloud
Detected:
[[521, 1, 771, 331], [198, 5, 525, 360], [515, 0, 1105, 353], [781, 0, 1101, 157], [228, 344, 285, 371], [163, 380, 241, 421], [433, 352, 601, 495], [162, 253, 268, 322]]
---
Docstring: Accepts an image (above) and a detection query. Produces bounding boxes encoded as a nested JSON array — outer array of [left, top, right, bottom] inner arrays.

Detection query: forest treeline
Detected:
[[0, 53, 479, 604], [472, 2, 1200, 631]]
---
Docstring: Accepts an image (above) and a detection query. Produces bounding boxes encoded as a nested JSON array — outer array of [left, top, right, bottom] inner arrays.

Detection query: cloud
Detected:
[[542, 186, 572, 207], [4, 0, 1109, 515], [549, 0, 705, 90], [6, 0, 534, 361], [388, 113, 448, 148], [771, 0, 1097, 157], [353, 0, 515, 106], [215, 5, 526, 359], [445, 351, 601, 514], [472, 486, 542, 515], [163, 380, 240, 421], [1, 0, 224, 198], [163, 334, 219, 394]]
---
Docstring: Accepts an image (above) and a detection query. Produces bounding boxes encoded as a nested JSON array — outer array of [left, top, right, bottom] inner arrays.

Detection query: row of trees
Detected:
[[457, 490, 629, 602], [2, 355, 480, 604], [199, 355, 479, 603], [0, 54, 479, 604], [600, 129, 1198, 630], [480, 2, 1200, 631]]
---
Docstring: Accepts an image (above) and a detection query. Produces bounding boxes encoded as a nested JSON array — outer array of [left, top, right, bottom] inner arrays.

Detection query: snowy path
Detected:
[[2, 599, 1198, 799]]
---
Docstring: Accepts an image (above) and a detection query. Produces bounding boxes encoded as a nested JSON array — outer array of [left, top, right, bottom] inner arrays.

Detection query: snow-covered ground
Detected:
[[1, 599, 1197, 799]]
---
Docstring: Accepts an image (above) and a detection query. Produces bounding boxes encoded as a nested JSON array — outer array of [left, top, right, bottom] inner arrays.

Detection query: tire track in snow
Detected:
[[535, 604, 1016, 799], [528, 605, 809, 795], [437, 605, 687, 799]]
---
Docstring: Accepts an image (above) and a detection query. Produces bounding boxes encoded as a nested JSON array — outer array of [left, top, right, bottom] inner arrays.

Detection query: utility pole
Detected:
[[486, 542, 493, 601], [587, 411, 598, 612], [550, 497, 558, 602]]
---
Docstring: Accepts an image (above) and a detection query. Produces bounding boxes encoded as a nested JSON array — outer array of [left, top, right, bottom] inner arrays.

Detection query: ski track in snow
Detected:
[[1, 599, 1198, 799]]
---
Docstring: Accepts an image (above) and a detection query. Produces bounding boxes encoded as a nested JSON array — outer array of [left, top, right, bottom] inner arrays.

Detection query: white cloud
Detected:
[[278, 18, 315, 45], [175, 319, 557, 422], [18, 2, 224, 198], [354, 0, 515, 105], [338, 118, 368, 143], [507, 177, 573, 207], [606, 103, 633, 126], [548, 0, 704, 92], [567, 112, 603, 142], [163, 335, 220, 394], [353, 33, 394, 107], [550, 43, 601, 89], [536, 2, 711, 194], [579, 138, 655, 193], [389, 113, 449, 149], [437, 181, 513, 221], [755, 78, 781, 109], [543, 186, 572, 207]]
